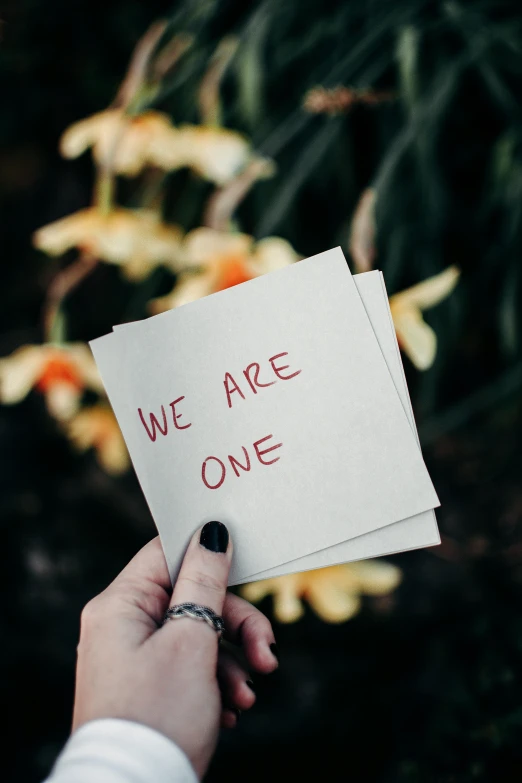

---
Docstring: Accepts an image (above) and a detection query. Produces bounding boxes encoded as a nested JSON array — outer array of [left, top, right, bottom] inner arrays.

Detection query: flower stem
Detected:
[[95, 168, 115, 215], [43, 253, 98, 342], [203, 158, 274, 231], [198, 37, 239, 126]]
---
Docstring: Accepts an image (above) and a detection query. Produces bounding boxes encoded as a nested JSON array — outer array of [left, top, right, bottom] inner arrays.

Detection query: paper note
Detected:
[[235, 271, 439, 584], [90, 247, 439, 584]]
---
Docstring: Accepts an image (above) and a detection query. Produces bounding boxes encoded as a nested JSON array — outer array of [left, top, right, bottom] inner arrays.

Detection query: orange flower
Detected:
[[0, 344, 103, 420], [33, 207, 183, 281], [66, 404, 130, 475], [151, 227, 300, 312], [390, 266, 460, 370], [240, 560, 402, 624]]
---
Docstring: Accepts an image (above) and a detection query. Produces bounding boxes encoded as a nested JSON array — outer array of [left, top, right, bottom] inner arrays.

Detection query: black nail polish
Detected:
[[246, 680, 256, 693], [232, 708, 241, 721], [270, 643, 279, 661], [200, 520, 229, 553]]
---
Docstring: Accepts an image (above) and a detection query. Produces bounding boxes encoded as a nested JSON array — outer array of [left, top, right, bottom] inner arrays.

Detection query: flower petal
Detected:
[[242, 575, 304, 623], [0, 346, 48, 403], [272, 585, 305, 623], [393, 307, 437, 370], [149, 271, 215, 313], [67, 405, 130, 474], [251, 237, 300, 275], [121, 255, 158, 282], [61, 110, 179, 176], [240, 578, 278, 604], [33, 208, 99, 257], [96, 112, 176, 177], [98, 431, 131, 475], [182, 227, 253, 268], [349, 559, 402, 596], [307, 581, 362, 623], [349, 187, 377, 273], [390, 266, 460, 312], [60, 111, 114, 159], [34, 207, 183, 275], [166, 125, 251, 185], [67, 343, 104, 393], [46, 382, 82, 421]]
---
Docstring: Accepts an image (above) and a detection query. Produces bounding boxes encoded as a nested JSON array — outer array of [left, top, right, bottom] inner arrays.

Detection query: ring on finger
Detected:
[[162, 602, 225, 639]]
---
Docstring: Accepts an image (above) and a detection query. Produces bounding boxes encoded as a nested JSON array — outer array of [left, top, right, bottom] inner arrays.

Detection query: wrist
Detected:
[[48, 718, 199, 783]]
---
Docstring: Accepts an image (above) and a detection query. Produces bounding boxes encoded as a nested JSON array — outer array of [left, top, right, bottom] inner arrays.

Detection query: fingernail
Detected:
[[270, 643, 279, 662], [246, 680, 256, 693], [200, 521, 229, 553], [232, 708, 241, 721]]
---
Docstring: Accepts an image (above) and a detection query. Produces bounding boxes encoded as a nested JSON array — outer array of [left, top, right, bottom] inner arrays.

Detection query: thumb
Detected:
[[168, 521, 233, 621]]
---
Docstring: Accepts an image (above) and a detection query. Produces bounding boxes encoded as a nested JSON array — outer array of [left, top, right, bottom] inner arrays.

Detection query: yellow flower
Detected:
[[33, 207, 183, 281], [66, 404, 130, 475], [240, 560, 402, 624], [60, 109, 181, 177], [0, 343, 103, 421], [158, 124, 252, 185], [60, 109, 253, 184], [390, 266, 460, 370], [151, 227, 300, 312]]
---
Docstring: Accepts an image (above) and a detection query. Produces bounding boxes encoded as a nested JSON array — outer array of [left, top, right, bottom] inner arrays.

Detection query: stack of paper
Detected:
[[91, 247, 440, 585]]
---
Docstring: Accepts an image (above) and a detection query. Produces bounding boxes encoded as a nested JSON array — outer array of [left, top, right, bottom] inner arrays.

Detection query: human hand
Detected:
[[72, 522, 279, 779]]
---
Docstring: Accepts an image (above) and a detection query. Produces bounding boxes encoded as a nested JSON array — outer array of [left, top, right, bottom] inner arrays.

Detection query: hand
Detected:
[[72, 522, 279, 779]]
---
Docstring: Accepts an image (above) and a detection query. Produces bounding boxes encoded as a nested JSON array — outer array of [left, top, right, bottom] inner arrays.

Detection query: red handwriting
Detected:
[[224, 351, 301, 409], [201, 434, 283, 490], [243, 362, 276, 394], [253, 434, 283, 465], [169, 396, 192, 430], [137, 351, 300, 461], [228, 445, 251, 477], [223, 372, 245, 409], [138, 396, 192, 442], [201, 456, 226, 490], [269, 352, 302, 381]]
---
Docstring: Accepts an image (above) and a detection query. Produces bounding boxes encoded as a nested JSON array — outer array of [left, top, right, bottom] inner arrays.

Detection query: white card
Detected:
[[235, 271, 439, 584], [114, 270, 439, 584], [90, 247, 439, 584]]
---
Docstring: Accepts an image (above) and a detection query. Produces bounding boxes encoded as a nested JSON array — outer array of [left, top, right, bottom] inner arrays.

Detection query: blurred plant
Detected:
[[241, 560, 402, 623]]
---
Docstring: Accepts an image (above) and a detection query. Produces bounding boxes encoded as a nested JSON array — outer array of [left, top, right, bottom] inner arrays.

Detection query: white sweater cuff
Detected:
[[45, 719, 198, 783]]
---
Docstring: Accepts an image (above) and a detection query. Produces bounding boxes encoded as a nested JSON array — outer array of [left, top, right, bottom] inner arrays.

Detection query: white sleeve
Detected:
[[43, 719, 199, 783]]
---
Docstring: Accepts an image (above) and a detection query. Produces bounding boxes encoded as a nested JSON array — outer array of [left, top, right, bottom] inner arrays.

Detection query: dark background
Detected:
[[1, 1, 522, 781]]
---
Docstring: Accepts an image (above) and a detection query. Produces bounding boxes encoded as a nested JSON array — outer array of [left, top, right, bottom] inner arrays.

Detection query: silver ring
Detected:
[[162, 602, 225, 639]]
